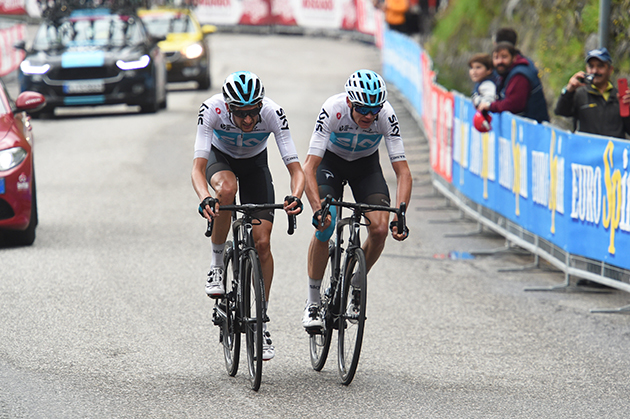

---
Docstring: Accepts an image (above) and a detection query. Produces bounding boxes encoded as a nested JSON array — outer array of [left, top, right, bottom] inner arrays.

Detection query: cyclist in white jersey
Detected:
[[301, 69, 412, 330], [192, 71, 305, 359]]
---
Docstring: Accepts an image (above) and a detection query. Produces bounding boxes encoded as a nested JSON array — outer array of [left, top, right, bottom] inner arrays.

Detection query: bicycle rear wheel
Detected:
[[309, 243, 336, 371], [337, 247, 367, 385], [221, 241, 240, 376], [242, 249, 264, 391]]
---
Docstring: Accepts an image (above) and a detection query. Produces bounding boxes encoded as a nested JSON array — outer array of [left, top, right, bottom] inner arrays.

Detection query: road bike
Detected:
[[206, 202, 297, 391], [309, 189, 407, 385]]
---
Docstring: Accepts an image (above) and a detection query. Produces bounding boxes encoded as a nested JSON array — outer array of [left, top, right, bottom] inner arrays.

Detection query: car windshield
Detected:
[[141, 12, 196, 37], [33, 11, 145, 51]]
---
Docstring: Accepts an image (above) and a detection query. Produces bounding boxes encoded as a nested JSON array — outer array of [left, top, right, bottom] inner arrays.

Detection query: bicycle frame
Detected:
[[309, 186, 407, 384], [208, 201, 297, 391]]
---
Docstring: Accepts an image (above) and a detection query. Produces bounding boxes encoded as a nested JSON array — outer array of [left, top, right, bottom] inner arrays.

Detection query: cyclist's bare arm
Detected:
[[391, 159, 412, 241], [303, 154, 331, 231], [192, 157, 219, 220], [284, 161, 306, 215]]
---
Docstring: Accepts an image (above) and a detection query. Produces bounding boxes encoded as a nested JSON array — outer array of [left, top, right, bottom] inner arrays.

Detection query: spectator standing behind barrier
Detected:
[[477, 42, 550, 123], [373, 0, 410, 34], [468, 53, 497, 108], [554, 48, 630, 139]]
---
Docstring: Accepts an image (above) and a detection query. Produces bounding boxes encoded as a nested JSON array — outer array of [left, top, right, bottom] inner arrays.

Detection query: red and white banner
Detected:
[[0, 0, 26, 15], [0, 0, 40, 16], [195, 0, 377, 35], [0, 23, 25, 77], [421, 50, 453, 183]]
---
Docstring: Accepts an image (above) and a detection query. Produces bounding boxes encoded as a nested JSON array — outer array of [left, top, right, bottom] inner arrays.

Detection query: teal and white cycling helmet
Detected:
[[222, 71, 265, 107], [344, 69, 388, 106]]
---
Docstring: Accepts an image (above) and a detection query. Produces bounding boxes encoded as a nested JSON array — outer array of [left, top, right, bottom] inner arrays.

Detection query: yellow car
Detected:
[[138, 7, 216, 90]]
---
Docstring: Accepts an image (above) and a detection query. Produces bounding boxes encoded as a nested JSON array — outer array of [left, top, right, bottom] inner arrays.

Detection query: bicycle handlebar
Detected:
[[203, 202, 298, 237], [318, 195, 408, 238]]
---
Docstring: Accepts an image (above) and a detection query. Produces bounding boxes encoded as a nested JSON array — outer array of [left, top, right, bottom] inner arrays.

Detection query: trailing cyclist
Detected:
[[302, 69, 412, 331], [192, 71, 305, 360]]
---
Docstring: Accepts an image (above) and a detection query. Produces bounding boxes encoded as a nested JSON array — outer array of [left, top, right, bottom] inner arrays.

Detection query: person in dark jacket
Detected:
[[477, 42, 550, 123], [554, 47, 630, 139]]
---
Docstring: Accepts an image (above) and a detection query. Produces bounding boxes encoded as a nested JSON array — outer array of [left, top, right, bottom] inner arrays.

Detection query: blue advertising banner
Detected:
[[381, 29, 423, 116], [452, 93, 630, 270]]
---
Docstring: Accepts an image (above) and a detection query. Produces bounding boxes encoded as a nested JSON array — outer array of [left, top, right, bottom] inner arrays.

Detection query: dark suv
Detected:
[[16, 4, 167, 115]]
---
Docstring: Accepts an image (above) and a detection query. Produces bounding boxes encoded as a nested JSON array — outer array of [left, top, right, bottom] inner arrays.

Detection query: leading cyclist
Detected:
[[301, 69, 412, 331], [192, 71, 305, 360]]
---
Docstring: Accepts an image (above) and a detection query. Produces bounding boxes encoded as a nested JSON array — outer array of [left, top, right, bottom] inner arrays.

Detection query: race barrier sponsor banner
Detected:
[[451, 94, 630, 271], [0, 0, 39, 16], [378, 25, 630, 278], [382, 28, 422, 116], [194, 0, 376, 34], [0, 0, 26, 15], [0, 23, 25, 77]]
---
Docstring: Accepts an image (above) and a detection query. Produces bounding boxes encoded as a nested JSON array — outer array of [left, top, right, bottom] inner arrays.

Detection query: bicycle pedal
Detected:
[[306, 327, 324, 336]]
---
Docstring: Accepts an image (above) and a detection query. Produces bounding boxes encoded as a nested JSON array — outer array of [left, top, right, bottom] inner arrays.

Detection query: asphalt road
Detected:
[[1, 32, 630, 418]]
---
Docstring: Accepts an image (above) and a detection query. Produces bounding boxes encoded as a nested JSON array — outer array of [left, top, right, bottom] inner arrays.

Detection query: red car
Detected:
[[0, 78, 45, 246]]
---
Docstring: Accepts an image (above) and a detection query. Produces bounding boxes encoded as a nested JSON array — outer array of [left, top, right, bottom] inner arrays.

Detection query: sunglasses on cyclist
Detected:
[[353, 104, 383, 116], [230, 106, 261, 119]]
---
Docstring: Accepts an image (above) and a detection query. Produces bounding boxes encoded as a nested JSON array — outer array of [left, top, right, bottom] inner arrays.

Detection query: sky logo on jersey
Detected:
[[330, 132, 382, 152], [213, 129, 270, 147]]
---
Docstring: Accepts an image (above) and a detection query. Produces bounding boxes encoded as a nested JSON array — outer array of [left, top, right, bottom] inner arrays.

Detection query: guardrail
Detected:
[[382, 28, 630, 313]]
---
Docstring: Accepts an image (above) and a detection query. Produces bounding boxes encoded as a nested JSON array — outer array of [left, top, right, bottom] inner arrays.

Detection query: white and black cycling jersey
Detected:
[[307, 93, 407, 162], [194, 95, 300, 166]]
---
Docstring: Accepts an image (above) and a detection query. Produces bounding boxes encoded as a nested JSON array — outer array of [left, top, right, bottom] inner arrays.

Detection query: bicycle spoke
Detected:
[[309, 242, 335, 371], [221, 242, 240, 376], [243, 250, 263, 391], [338, 248, 367, 385]]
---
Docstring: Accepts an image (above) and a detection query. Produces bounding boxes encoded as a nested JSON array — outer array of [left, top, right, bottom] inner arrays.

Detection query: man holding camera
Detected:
[[554, 47, 630, 139]]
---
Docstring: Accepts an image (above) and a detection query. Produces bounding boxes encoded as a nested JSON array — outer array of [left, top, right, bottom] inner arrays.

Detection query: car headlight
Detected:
[[0, 147, 27, 172], [183, 43, 204, 60], [116, 55, 151, 70], [19, 60, 50, 75]]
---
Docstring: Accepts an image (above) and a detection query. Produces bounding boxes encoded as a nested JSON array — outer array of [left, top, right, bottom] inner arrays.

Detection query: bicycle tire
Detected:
[[309, 243, 336, 371], [337, 247, 367, 385], [242, 249, 264, 391], [221, 241, 240, 377]]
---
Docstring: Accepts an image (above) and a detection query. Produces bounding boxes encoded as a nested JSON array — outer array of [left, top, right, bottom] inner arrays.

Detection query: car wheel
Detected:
[[6, 173, 37, 246], [31, 105, 55, 119], [197, 68, 211, 90], [159, 90, 167, 110], [140, 92, 159, 113]]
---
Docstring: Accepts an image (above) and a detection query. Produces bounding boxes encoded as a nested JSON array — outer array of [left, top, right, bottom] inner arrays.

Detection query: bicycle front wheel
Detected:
[[221, 241, 240, 377], [242, 249, 264, 391], [309, 243, 335, 371], [337, 247, 367, 385]]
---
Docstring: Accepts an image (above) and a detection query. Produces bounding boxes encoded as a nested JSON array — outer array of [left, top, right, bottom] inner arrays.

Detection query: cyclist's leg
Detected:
[[205, 148, 237, 296], [206, 147, 237, 247], [235, 149, 275, 300], [304, 154, 343, 329], [252, 220, 273, 299], [347, 152, 391, 273], [308, 154, 343, 282]]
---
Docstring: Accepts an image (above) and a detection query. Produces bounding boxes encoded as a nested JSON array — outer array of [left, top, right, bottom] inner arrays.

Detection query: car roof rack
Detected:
[[41, 0, 149, 22]]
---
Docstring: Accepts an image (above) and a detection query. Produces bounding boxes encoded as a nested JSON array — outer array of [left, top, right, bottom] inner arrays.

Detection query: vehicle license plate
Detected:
[[0, 178, 4, 194], [63, 80, 105, 94]]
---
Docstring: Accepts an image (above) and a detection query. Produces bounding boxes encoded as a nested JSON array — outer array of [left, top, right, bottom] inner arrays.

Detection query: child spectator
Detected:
[[468, 53, 497, 108]]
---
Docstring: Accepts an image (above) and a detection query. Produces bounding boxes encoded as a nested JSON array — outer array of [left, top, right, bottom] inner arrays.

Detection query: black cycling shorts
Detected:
[[316, 150, 390, 206], [206, 146, 275, 222]]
